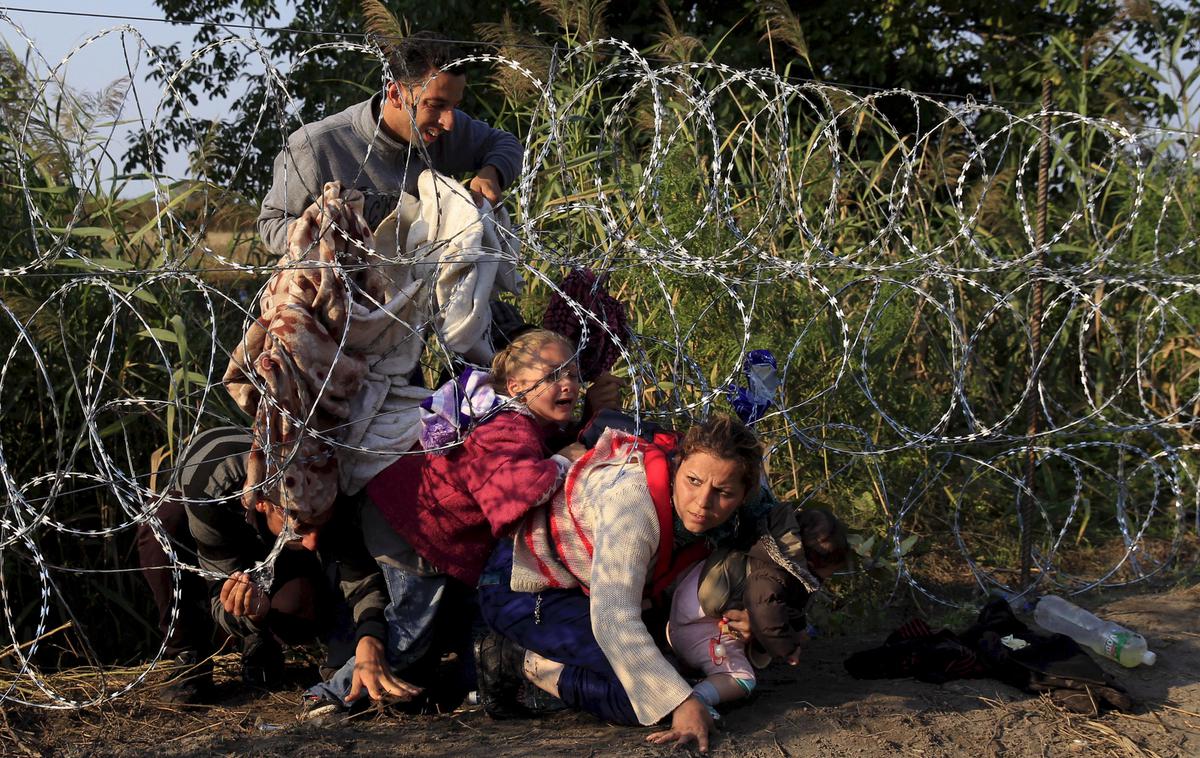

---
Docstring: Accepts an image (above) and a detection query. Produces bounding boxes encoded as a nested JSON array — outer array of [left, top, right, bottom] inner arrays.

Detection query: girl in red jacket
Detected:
[[370, 329, 590, 586], [304, 329, 610, 718]]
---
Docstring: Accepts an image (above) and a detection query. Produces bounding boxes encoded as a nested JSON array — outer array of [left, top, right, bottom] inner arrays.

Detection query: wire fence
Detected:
[[1, 12, 1199, 708]]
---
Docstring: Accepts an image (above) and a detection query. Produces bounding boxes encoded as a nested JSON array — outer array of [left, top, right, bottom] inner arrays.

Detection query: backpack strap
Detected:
[[547, 429, 709, 598], [644, 441, 675, 588], [649, 541, 710, 600]]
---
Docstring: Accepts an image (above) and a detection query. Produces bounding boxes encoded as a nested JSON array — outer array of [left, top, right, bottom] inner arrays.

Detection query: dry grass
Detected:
[[974, 693, 1195, 758]]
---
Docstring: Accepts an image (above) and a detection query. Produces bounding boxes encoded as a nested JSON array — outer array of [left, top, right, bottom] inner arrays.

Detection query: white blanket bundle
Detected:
[[337, 170, 522, 493]]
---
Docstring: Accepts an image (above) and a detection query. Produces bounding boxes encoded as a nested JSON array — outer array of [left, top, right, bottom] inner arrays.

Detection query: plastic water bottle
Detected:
[[1033, 595, 1156, 667]]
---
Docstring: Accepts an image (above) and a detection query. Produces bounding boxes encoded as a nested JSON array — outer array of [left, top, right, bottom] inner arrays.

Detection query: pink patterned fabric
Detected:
[[223, 181, 383, 519]]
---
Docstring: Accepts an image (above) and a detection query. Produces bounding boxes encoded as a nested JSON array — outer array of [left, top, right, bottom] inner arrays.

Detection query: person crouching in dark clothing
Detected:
[[139, 427, 415, 705]]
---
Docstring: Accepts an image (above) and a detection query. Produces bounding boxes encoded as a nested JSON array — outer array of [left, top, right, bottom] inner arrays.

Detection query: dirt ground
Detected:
[[5, 584, 1200, 758]]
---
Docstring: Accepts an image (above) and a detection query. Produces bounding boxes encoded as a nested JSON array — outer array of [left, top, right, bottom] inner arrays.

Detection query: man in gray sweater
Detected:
[[257, 33, 523, 256]]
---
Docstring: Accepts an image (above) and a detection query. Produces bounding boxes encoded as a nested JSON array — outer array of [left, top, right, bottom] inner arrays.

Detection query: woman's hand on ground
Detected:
[[645, 696, 715, 752], [219, 571, 269, 622], [723, 609, 753, 641], [345, 636, 422, 704]]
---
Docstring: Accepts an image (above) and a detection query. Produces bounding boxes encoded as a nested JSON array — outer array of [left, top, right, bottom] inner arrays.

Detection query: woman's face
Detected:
[[672, 450, 748, 533], [506, 340, 581, 426]]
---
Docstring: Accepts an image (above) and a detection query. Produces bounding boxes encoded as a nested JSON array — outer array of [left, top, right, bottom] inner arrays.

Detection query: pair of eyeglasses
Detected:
[[541, 364, 581, 385]]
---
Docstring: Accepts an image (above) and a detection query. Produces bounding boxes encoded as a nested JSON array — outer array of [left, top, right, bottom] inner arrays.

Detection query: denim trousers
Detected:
[[477, 540, 640, 725], [307, 562, 447, 702]]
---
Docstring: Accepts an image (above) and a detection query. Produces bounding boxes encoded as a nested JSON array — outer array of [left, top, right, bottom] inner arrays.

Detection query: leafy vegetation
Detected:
[[1, 0, 1198, 665]]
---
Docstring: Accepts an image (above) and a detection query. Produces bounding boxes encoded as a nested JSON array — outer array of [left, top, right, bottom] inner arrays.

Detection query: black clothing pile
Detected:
[[844, 599, 1134, 715]]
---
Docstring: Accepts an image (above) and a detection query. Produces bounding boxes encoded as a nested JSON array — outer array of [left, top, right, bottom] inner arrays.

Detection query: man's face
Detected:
[[255, 499, 331, 552], [385, 69, 466, 145]]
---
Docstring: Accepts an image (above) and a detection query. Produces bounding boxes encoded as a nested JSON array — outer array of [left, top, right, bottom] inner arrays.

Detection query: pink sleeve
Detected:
[[462, 416, 563, 538]]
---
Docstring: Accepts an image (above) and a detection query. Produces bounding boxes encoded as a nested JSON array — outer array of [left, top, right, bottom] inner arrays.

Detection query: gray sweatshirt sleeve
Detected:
[[257, 138, 323, 258], [257, 109, 522, 257]]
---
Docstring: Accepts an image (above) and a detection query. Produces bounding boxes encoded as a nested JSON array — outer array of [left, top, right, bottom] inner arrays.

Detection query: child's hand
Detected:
[[583, 372, 626, 413], [723, 609, 753, 641], [785, 644, 803, 666], [557, 442, 587, 461]]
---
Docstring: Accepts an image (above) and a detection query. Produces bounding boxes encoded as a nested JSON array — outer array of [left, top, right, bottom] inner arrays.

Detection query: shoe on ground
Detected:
[[156, 649, 215, 704], [474, 632, 535, 720], [240, 633, 285, 688], [297, 693, 348, 724], [521, 684, 569, 714]]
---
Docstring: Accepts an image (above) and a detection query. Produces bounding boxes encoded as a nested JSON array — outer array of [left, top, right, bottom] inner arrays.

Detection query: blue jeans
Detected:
[[307, 562, 446, 703], [478, 540, 640, 726]]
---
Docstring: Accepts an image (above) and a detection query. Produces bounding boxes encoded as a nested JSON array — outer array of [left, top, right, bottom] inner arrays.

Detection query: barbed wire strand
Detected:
[[1, 13, 1199, 708]]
